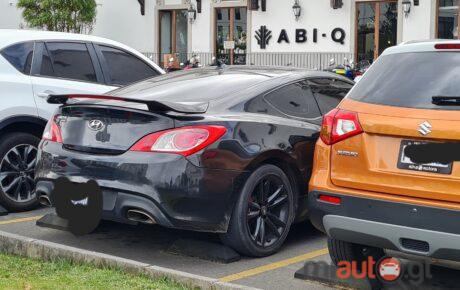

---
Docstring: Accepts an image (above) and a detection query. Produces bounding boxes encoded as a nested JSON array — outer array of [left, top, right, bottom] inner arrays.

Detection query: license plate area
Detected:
[[397, 140, 453, 175]]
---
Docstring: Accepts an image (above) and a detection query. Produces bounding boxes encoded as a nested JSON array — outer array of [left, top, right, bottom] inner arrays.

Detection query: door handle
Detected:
[[37, 91, 55, 99]]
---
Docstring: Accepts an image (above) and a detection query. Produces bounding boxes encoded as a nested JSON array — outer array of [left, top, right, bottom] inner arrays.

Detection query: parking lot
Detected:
[[2, 207, 460, 290], [0, 207, 333, 290]]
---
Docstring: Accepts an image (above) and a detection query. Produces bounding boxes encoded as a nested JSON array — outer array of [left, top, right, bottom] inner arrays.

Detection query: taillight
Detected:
[[320, 109, 363, 145], [130, 125, 227, 156], [42, 115, 63, 143], [434, 43, 460, 50]]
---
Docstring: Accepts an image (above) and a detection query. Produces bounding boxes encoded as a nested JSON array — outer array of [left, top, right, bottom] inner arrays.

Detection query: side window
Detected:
[[0, 41, 34, 74], [41, 42, 97, 83], [99, 45, 159, 86], [309, 78, 353, 114], [264, 81, 322, 119]]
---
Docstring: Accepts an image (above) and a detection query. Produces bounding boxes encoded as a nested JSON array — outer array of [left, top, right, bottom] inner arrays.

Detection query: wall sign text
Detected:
[[255, 26, 346, 49]]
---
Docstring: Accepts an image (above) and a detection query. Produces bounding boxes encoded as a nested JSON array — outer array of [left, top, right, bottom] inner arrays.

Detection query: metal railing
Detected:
[[143, 52, 354, 70]]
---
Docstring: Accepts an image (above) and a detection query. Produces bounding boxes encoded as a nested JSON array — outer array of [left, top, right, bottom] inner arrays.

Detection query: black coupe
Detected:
[[35, 67, 353, 256]]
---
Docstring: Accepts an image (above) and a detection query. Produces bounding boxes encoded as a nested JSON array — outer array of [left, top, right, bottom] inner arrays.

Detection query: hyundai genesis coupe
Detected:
[[35, 67, 353, 256]]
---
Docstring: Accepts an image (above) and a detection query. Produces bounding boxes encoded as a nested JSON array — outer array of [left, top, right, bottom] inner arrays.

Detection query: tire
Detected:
[[328, 238, 385, 270], [0, 132, 41, 211], [221, 164, 295, 257]]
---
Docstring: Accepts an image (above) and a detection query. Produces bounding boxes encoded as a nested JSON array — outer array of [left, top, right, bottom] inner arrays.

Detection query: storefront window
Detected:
[[356, 1, 397, 63], [437, 0, 459, 39], [159, 10, 188, 67], [216, 7, 247, 65]]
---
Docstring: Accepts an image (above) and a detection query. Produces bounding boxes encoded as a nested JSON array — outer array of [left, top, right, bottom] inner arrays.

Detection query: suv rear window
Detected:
[[1, 42, 34, 74], [348, 52, 460, 110]]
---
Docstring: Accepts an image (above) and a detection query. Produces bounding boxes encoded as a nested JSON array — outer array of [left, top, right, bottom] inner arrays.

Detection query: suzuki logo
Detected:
[[418, 121, 432, 136], [88, 119, 105, 131]]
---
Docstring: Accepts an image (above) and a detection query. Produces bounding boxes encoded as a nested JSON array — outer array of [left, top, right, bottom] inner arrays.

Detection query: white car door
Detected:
[[30, 41, 117, 120]]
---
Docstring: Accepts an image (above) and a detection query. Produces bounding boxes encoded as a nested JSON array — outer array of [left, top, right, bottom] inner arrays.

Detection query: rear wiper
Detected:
[[432, 96, 460, 106]]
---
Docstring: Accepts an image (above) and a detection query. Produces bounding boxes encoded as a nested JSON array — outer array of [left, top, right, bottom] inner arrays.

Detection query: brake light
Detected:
[[42, 115, 63, 143], [434, 43, 460, 50], [320, 109, 363, 145], [130, 125, 227, 156], [318, 194, 341, 205]]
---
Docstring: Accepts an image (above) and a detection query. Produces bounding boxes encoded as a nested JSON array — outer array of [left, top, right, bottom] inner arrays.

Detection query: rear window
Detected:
[[1, 42, 34, 74], [348, 52, 460, 110]]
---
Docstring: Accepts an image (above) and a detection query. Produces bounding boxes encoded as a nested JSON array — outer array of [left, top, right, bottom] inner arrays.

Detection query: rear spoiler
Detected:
[[46, 94, 208, 114]]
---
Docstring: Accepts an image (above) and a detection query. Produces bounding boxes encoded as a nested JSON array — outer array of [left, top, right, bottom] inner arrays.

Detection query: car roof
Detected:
[[382, 39, 460, 56], [107, 66, 350, 104], [0, 29, 164, 73]]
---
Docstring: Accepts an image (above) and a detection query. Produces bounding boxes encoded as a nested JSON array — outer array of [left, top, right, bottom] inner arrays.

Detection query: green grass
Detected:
[[0, 253, 190, 290]]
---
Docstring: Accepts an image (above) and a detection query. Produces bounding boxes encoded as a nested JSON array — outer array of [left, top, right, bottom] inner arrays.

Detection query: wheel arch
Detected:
[[0, 115, 47, 139], [244, 150, 306, 212]]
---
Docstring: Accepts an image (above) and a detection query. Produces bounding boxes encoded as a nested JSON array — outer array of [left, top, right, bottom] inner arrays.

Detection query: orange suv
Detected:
[[309, 40, 460, 265]]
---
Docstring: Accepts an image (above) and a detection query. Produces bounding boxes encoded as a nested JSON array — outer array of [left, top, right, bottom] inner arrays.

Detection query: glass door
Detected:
[[437, 0, 459, 39], [159, 10, 188, 67], [356, 1, 397, 63], [215, 7, 247, 65]]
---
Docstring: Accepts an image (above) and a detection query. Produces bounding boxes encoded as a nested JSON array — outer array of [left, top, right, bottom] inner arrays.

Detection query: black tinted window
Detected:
[[1, 42, 34, 74], [264, 81, 321, 119], [42, 42, 97, 82], [100, 46, 158, 86], [309, 78, 353, 113], [348, 52, 460, 110]]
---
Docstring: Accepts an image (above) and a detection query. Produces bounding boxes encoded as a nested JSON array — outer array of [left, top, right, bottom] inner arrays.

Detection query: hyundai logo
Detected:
[[88, 119, 105, 131], [418, 121, 432, 136]]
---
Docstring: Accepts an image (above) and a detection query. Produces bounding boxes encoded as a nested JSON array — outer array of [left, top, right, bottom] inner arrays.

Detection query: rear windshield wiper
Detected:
[[432, 96, 460, 106]]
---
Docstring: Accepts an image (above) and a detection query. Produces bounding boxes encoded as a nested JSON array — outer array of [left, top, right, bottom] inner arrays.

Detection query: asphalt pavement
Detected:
[[2, 207, 460, 290], [0, 207, 333, 290]]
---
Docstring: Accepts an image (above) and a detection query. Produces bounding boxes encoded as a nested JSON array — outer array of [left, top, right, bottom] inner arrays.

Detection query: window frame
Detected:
[[308, 77, 354, 115], [93, 43, 160, 87], [436, 0, 460, 39], [262, 79, 323, 122], [0, 40, 36, 76], [30, 40, 105, 85]]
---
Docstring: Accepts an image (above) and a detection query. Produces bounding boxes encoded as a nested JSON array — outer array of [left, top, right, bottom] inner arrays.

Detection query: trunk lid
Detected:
[[59, 105, 174, 154], [330, 49, 460, 203]]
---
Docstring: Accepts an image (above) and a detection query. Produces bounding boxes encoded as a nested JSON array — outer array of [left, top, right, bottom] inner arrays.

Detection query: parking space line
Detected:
[[0, 215, 43, 225], [219, 248, 329, 283]]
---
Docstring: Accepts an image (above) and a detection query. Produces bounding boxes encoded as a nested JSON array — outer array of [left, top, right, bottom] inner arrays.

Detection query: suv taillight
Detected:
[[320, 109, 363, 145], [130, 125, 227, 156], [42, 115, 63, 143]]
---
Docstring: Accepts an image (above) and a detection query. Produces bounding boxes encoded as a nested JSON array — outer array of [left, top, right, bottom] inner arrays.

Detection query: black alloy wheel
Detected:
[[0, 133, 40, 211], [221, 164, 295, 257], [247, 176, 290, 248]]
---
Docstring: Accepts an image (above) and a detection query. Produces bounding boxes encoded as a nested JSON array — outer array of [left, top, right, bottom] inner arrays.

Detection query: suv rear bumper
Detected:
[[309, 191, 460, 261]]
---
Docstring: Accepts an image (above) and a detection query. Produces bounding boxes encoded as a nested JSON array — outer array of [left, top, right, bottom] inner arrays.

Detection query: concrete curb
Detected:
[[0, 230, 259, 290]]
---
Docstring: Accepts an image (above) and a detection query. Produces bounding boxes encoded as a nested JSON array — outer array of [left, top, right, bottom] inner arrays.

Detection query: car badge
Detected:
[[418, 121, 432, 136], [88, 119, 105, 131]]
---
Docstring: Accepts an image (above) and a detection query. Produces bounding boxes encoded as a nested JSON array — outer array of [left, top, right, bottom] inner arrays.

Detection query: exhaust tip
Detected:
[[126, 209, 156, 225], [38, 195, 52, 207]]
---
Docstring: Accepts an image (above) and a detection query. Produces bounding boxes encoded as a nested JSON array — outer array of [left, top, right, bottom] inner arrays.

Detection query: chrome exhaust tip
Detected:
[[38, 195, 51, 207], [126, 209, 156, 225]]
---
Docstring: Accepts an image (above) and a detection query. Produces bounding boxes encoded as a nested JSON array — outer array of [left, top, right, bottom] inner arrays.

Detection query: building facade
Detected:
[[1, 0, 457, 68]]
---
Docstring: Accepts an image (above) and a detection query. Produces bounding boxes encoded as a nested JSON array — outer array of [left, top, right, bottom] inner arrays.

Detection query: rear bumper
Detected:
[[309, 191, 460, 261], [36, 141, 249, 233]]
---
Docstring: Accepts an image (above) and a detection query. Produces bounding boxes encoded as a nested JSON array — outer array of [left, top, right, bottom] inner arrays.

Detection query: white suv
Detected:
[[0, 29, 164, 211]]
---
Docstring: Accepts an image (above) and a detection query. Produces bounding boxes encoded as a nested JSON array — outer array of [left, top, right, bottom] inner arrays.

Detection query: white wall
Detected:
[[0, 0, 24, 29], [190, 0, 212, 52], [401, 0, 433, 42], [251, 0, 353, 53], [92, 0, 156, 52], [0, 0, 439, 55]]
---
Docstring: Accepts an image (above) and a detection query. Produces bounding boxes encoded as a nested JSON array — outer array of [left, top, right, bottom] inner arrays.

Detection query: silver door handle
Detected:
[[37, 91, 55, 99]]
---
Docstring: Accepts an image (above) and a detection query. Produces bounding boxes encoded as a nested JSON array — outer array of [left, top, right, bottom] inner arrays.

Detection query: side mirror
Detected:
[[329, 58, 335, 66]]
